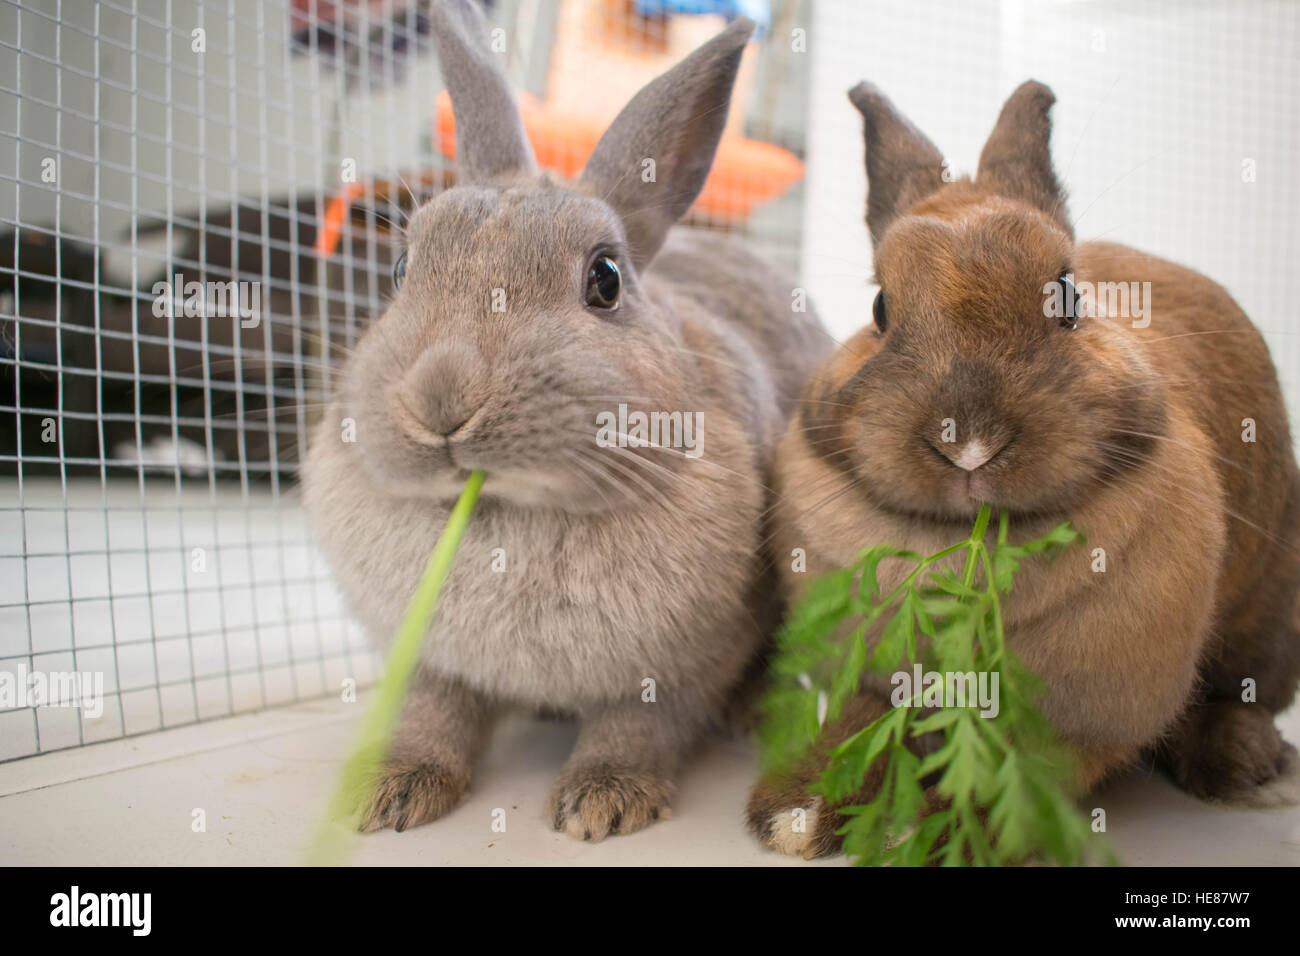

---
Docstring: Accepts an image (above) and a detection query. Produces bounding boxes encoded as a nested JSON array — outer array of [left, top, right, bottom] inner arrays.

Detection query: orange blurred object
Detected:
[[434, 90, 803, 221], [314, 180, 368, 258]]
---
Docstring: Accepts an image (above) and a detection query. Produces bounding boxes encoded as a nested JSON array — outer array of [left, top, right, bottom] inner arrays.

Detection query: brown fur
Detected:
[[749, 80, 1300, 857]]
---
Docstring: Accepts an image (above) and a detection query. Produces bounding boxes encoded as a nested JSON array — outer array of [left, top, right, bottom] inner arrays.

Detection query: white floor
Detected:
[[1, 696, 1298, 866]]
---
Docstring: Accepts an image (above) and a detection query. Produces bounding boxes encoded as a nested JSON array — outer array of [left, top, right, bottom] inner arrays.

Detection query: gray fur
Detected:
[[303, 5, 830, 841], [429, 0, 537, 183], [580, 18, 754, 269]]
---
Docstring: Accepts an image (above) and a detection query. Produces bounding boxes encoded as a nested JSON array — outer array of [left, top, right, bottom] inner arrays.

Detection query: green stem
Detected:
[[976, 542, 1006, 662], [961, 503, 992, 589], [306, 469, 487, 865], [866, 539, 971, 624]]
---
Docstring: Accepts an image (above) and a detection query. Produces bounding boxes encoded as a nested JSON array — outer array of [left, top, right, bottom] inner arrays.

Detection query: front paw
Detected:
[[746, 774, 842, 859], [357, 760, 470, 833], [1170, 702, 1300, 807], [546, 764, 675, 841]]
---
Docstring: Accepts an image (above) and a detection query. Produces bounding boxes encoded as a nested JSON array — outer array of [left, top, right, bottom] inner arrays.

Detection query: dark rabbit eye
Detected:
[[393, 251, 407, 290], [585, 255, 620, 310], [872, 290, 888, 333], [1058, 275, 1079, 330]]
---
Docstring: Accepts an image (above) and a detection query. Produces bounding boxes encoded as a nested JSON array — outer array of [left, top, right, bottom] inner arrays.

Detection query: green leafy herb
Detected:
[[760, 504, 1113, 866]]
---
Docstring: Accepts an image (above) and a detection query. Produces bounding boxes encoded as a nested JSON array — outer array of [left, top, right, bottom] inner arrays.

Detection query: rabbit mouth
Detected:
[[394, 391, 480, 446], [394, 395, 448, 447], [944, 470, 995, 512], [392, 394, 496, 476]]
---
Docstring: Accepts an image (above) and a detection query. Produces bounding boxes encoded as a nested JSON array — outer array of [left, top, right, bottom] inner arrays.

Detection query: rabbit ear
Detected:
[[976, 81, 1071, 236], [579, 17, 755, 270], [848, 82, 947, 247], [430, 0, 537, 183]]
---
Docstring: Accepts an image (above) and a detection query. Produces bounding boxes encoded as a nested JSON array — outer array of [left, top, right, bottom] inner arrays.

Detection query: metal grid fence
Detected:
[[0, 0, 811, 759]]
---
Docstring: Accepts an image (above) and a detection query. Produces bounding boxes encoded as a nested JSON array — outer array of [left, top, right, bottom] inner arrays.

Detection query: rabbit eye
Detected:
[[393, 251, 407, 290], [1058, 275, 1079, 330], [872, 290, 888, 333], [585, 255, 620, 311]]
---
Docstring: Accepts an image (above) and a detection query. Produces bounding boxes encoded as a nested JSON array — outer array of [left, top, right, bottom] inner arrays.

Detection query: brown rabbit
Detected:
[[748, 80, 1300, 858], [303, 1, 828, 842]]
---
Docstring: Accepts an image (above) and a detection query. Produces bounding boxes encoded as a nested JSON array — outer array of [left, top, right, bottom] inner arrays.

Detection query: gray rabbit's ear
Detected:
[[848, 82, 947, 247], [580, 17, 755, 270], [976, 80, 1071, 236], [430, 0, 537, 183]]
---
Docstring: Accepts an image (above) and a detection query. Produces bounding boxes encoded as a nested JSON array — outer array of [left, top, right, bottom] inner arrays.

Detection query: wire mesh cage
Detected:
[[0, 0, 813, 760]]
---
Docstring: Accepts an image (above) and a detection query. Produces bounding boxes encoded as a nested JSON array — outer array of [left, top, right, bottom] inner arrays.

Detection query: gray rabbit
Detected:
[[303, 0, 829, 841]]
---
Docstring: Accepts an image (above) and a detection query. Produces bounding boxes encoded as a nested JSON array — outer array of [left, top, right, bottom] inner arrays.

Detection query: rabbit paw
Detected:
[[546, 764, 675, 842], [357, 761, 470, 833], [1215, 739, 1300, 808], [1172, 702, 1300, 807], [746, 776, 842, 859]]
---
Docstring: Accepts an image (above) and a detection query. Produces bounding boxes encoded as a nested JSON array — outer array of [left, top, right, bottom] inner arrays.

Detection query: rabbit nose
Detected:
[[396, 343, 488, 438], [932, 435, 1008, 472], [932, 359, 1011, 468], [403, 394, 474, 437], [952, 439, 997, 472], [422, 390, 479, 436]]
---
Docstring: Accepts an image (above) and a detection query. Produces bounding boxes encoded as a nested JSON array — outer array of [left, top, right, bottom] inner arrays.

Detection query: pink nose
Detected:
[[952, 440, 997, 472]]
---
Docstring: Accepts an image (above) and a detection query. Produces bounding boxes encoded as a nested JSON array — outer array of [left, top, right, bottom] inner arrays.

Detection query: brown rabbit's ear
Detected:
[[430, 0, 537, 183], [579, 17, 754, 270], [848, 82, 947, 247], [976, 80, 1072, 236]]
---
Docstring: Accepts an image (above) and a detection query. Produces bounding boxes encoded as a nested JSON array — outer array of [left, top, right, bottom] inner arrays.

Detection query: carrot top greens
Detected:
[[761, 504, 1112, 866]]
